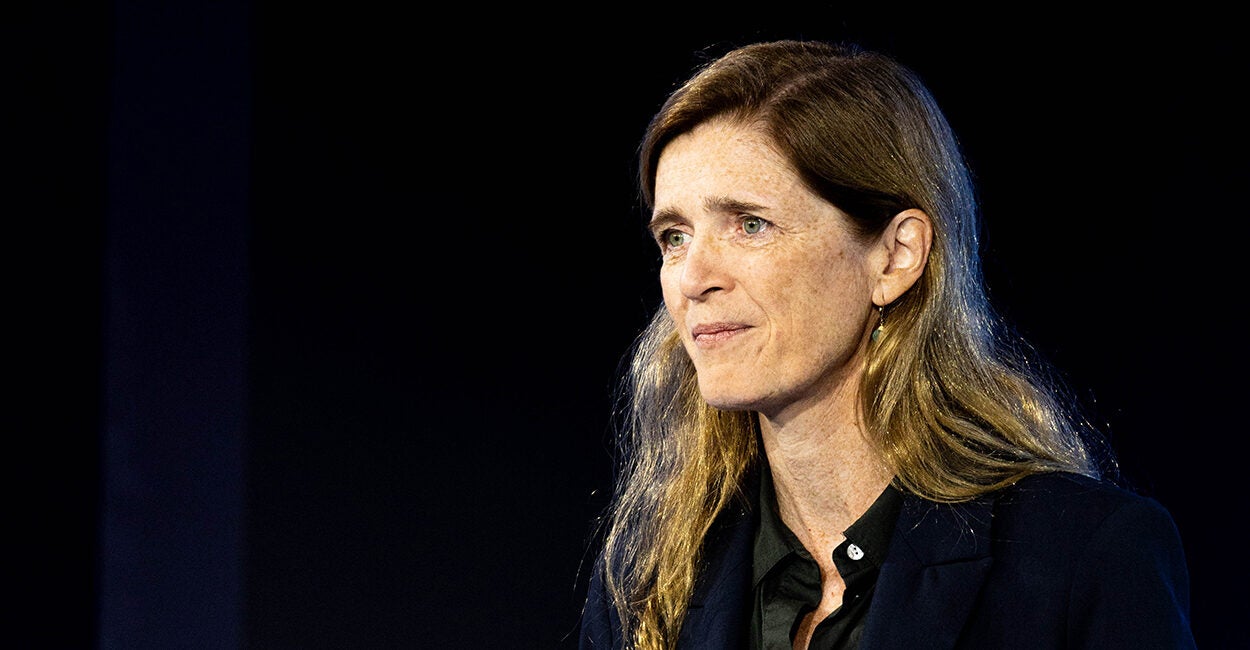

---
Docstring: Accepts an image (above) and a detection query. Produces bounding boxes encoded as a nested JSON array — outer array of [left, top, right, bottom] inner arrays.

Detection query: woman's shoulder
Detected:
[[987, 471, 1183, 549], [979, 473, 1194, 645], [894, 471, 1181, 562], [996, 470, 1167, 513]]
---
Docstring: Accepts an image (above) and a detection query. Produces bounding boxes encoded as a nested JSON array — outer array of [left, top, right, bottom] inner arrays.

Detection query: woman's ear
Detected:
[[872, 208, 932, 307]]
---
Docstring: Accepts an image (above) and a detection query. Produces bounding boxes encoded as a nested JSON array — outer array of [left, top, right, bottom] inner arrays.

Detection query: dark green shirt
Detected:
[[749, 467, 902, 649]]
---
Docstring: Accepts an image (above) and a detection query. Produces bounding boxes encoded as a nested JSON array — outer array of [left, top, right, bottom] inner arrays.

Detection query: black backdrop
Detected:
[[16, 3, 1249, 648]]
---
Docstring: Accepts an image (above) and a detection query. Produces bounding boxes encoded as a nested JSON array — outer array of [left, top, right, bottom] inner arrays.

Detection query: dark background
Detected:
[[14, 3, 1248, 648]]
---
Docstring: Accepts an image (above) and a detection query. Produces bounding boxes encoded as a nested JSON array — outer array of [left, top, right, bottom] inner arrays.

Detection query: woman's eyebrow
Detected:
[[648, 196, 768, 231], [704, 196, 766, 216], [647, 207, 684, 233]]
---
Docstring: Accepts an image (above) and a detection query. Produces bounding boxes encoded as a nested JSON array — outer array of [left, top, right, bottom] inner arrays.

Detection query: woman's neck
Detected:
[[758, 397, 892, 557]]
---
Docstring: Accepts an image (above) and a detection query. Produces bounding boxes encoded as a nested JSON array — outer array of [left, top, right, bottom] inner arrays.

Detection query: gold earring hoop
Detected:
[[871, 304, 885, 343]]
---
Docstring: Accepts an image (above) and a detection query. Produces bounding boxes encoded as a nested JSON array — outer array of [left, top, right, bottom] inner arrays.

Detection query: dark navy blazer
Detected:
[[579, 472, 1196, 649]]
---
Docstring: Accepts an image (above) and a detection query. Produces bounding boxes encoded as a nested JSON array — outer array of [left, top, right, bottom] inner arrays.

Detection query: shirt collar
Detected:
[[751, 463, 902, 586], [752, 463, 799, 587], [841, 478, 902, 568]]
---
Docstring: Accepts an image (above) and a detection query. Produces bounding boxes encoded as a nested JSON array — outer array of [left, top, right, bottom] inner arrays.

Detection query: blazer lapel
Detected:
[[861, 493, 995, 649], [678, 499, 756, 650]]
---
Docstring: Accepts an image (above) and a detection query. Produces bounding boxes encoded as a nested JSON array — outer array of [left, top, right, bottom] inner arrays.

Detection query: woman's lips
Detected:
[[691, 322, 751, 346]]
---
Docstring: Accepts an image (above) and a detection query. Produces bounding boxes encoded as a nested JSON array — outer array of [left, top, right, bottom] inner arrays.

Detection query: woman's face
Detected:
[[650, 118, 879, 420]]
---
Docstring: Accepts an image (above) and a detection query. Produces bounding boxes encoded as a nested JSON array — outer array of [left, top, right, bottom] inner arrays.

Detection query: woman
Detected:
[[578, 40, 1195, 649]]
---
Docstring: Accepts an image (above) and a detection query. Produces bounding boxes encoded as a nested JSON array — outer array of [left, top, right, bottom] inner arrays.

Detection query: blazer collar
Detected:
[[860, 491, 996, 649], [680, 483, 758, 649], [678, 477, 998, 650]]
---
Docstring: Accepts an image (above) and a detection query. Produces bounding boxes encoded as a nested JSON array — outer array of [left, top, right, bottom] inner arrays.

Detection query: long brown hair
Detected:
[[596, 39, 1112, 649]]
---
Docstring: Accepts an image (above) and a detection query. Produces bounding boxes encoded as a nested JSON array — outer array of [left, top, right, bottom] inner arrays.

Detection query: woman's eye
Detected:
[[742, 217, 765, 234], [664, 230, 690, 248]]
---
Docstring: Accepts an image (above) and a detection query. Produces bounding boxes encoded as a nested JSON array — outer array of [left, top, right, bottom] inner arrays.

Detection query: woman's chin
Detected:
[[697, 383, 774, 414]]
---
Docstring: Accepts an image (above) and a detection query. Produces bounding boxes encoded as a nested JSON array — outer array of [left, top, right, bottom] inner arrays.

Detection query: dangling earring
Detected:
[[871, 305, 885, 343]]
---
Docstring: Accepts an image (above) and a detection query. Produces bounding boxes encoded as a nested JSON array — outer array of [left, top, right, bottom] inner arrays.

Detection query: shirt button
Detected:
[[847, 543, 864, 560]]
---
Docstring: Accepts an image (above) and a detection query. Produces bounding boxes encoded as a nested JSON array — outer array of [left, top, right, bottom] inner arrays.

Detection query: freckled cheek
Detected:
[[760, 259, 856, 336]]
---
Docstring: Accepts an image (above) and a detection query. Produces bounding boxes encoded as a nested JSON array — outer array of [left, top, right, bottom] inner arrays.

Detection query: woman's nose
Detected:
[[679, 236, 732, 299]]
